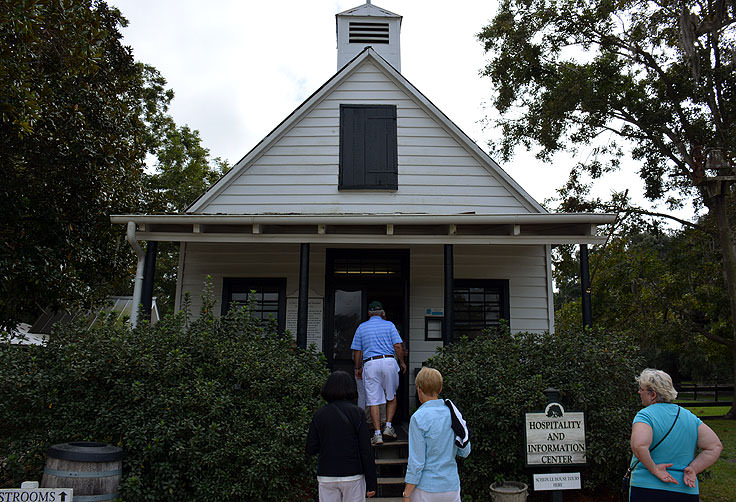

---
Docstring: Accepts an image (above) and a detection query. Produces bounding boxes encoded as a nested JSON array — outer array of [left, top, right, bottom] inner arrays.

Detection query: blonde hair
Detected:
[[415, 367, 443, 396], [637, 368, 678, 403]]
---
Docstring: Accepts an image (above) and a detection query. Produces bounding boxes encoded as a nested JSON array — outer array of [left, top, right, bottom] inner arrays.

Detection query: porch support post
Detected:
[[580, 244, 592, 329], [297, 243, 310, 349], [141, 241, 158, 322], [443, 244, 454, 345]]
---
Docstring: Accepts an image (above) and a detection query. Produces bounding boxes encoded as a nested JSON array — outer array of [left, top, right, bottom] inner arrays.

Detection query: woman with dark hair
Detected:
[[628, 369, 722, 501], [307, 370, 377, 501]]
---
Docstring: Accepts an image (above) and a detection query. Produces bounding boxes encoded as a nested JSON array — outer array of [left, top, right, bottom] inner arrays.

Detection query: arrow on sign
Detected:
[[60, 493, 66, 502]]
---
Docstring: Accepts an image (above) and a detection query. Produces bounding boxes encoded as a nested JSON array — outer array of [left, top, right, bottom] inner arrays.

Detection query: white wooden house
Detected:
[[112, 2, 614, 417]]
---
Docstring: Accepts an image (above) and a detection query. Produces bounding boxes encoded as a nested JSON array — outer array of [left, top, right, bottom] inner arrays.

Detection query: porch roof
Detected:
[[111, 213, 616, 245]]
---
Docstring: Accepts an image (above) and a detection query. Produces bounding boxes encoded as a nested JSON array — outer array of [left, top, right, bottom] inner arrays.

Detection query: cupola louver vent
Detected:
[[349, 22, 390, 44]]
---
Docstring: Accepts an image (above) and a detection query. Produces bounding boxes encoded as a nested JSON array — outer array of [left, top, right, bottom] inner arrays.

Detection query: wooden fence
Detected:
[[676, 383, 734, 407]]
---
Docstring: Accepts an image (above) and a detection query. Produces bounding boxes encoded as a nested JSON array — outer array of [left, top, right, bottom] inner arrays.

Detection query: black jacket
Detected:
[[306, 400, 377, 492]]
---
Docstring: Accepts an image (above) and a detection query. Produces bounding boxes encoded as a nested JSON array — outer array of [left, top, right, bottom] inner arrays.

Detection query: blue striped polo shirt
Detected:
[[350, 316, 402, 358]]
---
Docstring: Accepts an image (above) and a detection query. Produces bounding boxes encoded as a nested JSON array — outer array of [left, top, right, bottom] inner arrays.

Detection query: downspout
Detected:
[[126, 221, 145, 328]]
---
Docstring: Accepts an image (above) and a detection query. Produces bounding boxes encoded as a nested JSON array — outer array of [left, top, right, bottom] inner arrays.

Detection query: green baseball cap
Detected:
[[368, 301, 384, 311]]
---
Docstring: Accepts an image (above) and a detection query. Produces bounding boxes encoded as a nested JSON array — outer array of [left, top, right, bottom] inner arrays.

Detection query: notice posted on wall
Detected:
[[286, 297, 323, 349]]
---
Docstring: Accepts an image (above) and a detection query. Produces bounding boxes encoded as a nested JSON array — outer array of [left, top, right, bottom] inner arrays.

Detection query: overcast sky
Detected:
[[110, 0, 688, 216]]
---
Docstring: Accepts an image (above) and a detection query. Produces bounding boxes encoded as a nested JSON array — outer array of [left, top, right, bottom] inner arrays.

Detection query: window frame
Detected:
[[221, 278, 287, 332]]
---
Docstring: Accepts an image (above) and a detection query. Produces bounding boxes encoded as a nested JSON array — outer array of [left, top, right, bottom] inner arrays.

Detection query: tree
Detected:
[[0, 0, 172, 329], [479, 0, 736, 416], [554, 222, 733, 385], [141, 119, 229, 314]]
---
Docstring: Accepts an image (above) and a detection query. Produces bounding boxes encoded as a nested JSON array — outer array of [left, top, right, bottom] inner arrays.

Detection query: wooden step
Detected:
[[373, 439, 408, 447], [377, 477, 405, 485], [375, 457, 408, 465]]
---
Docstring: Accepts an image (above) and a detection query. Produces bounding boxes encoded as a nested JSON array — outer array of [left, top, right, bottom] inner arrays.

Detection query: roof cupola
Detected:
[[336, 1, 402, 71]]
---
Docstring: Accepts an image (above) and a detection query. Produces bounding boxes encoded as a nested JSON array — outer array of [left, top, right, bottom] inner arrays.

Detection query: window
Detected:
[[221, 278, 286, 331], [339, 104, 397, 190], [453, 279, 510, 339], [425, 317, 443, 341]]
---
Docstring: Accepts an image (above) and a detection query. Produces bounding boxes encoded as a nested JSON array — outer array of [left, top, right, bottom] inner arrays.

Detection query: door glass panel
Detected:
[[333, 289, 363, 364]]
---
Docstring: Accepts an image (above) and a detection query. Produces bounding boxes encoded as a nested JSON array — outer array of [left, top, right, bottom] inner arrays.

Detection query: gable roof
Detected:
[[188, 47, 545, 214]]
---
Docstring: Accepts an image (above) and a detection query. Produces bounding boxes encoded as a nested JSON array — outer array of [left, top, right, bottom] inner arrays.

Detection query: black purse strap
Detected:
[[627, 405, 681, 474], [331, 402, 360, 435]]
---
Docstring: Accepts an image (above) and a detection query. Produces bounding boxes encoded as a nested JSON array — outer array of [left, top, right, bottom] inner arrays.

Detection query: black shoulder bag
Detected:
[[621, 405, 680, 502]]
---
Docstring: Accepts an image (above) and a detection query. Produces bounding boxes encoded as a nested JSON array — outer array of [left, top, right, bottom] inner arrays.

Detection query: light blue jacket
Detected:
[[405, 399, 471, 492]]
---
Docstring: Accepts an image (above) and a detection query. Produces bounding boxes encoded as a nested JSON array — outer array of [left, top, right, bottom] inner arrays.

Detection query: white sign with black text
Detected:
[[0, 489, 73, 502], [525, 402, 586, 466], [533, 472, 582, 491]]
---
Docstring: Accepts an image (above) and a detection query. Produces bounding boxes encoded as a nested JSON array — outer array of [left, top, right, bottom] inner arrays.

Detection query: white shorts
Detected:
[[363, 357, 399, 406], [409, 487, 461, 502], [318, 474, 366, 502]]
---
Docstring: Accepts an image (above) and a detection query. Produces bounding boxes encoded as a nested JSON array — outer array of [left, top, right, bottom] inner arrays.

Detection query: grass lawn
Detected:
[[686, 405, 732, 417], [689, 414, 735, 502]]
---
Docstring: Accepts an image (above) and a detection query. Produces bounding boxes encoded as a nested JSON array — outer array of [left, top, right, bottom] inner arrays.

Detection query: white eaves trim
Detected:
[[111, 213, 615, 226], [188, 47, 546, 214]]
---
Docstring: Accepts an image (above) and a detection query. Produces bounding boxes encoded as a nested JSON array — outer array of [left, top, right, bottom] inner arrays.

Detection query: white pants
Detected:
[[410, 487, 461, 502], [363, 357, 399, 406], [318, 475, 366, 502]]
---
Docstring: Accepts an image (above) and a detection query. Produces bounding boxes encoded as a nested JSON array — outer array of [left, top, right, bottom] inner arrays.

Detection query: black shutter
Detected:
[[340, 105, 397, 189]]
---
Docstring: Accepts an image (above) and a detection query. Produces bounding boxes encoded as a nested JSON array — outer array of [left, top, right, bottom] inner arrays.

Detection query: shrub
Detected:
[[0, 293, 328, 501], [428, 325, 643, 500]]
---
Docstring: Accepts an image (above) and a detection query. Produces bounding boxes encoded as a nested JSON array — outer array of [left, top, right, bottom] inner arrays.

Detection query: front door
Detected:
[[325, 249, 409, 423]]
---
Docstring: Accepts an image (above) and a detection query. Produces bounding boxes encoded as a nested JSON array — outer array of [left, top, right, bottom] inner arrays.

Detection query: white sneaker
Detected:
[[382, 425, 397, 440], [371, 434, 384, 445]]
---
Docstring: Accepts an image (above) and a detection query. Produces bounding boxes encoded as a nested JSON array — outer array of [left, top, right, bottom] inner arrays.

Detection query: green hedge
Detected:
[[0, 294, 328, 501], [428, 325, 643, 500]]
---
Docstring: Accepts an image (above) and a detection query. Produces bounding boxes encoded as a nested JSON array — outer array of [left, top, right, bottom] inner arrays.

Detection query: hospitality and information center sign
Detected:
[[525, 402, 586, 466]]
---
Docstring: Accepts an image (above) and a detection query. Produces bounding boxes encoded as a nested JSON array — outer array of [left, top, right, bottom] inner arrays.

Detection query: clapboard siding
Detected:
[[221, 183, 514, 196], [204, 202, 526, 214], [179, 243, 325, 316], [179, 243, 550, 333], [201, 59, 532, 215], [210, 194, 524, 206], [179, 242, 551, 408], [406, 244, 551, 402]]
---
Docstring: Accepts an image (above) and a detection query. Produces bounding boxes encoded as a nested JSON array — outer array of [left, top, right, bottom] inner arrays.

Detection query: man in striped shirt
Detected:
[[352, 300, 407, 445]]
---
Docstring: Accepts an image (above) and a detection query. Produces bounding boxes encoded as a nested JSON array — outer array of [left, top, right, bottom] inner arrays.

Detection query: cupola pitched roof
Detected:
[[336, 2, 401, 18]]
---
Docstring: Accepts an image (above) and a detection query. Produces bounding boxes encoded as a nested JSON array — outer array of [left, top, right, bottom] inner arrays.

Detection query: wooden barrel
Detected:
[[41, 442, 123, 502]]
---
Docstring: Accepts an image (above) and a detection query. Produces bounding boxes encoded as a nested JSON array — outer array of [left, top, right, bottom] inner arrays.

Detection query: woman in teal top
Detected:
[[629, 369, 722, 501], [403, 367, 470, 502]]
